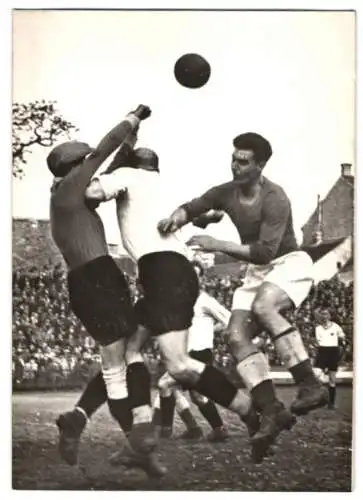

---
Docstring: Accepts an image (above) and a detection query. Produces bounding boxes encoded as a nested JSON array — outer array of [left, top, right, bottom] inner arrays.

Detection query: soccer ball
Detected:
[[174, 53, 211, 89]]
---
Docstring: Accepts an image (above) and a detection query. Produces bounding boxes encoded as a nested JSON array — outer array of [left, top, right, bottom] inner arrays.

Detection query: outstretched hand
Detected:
[[158, 217, 179, 235], [188, 235, 222, 252]]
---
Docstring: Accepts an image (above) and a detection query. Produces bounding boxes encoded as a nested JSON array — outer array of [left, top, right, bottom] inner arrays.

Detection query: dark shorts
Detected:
[[189, 348, 213, 365], [136, 251, 199, 335], [315, 346, 341, 372], [67, 256, 137, 345]]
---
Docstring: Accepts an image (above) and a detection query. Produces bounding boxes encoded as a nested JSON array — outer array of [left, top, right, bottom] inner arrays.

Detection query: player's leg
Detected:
[[175, 389, 203, 439], [94, 260, 141, 444], [75, 370, 107, 420], [327, 348, 340, 409], [100, 339, 133, 437], [56, 370, 107, 465], [124, 324, 156, 454], [62, 257, 137, 461], [228, 268, 288, 417], [327, 370, 337, 409], [188, 349, 228, 442], [251, 252, 328, 415], [155, 370, 202, 439], [189, 390, 228, 441], [227, 307, 294, 462], [107, 324, 166, 477], [313, 347, 325, 382], [139, 251, 260, 447], [152, 391, 162, 427], [157, 329, 259, 441], [156, 372, 177, 437]]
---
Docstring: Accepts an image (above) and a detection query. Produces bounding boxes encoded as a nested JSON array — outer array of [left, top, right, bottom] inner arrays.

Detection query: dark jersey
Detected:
[[50, 119, 135, 270], [180, 177, 298, 265]]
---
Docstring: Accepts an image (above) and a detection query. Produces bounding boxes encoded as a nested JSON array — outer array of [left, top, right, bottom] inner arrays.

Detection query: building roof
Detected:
[[301, 171, 354, 245]]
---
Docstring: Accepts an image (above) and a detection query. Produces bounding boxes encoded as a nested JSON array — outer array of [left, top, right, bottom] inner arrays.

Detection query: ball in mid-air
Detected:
[[174, 53, 211, 89]]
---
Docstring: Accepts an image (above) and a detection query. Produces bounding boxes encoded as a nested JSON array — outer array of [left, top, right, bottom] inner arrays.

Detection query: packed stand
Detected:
[[12, 265, 353, 389]]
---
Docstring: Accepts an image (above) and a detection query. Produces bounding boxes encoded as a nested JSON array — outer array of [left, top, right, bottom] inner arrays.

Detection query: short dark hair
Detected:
[[233, 132, 273, 164]]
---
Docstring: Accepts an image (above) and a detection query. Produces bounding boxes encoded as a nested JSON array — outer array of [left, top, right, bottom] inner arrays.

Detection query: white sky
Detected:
[[12, 10, 355, 245]]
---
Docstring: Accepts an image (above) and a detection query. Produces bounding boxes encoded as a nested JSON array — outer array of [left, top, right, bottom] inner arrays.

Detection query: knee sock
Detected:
[[273, 327, 317, 385], [179, 408, 199, 430], [175, 391, 199, 430], [108, 398, 133, 435], [329, 385, 336, 406], [236, 351, 278, 411], [102, 366, 128, 400], [193, 365, 238, 408], [126, 362, 152, 424], [152, 392, 161, 426], [76, 370, 107, 419], [102, 365, 133, 434], [197, 400, 223, 430], [126, 362, 151, 409], [160, 393, 176, 428]]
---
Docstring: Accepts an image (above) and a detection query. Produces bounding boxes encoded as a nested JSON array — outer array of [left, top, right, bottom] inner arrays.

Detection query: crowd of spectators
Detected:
[[12, 265, 354, 390]]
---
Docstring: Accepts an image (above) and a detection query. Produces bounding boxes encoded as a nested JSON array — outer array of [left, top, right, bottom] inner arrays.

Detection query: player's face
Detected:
[[321, 311, 330, 324], [231, 149, 262, 184]]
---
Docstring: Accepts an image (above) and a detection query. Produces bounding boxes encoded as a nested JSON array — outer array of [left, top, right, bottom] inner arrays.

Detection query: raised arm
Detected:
[[102, 126, 139, 175], [53, 105, 150, 206]]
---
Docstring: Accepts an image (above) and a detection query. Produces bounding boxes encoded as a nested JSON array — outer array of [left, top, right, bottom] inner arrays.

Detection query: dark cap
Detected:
[[131, 147, 159, 172], [47, 141, 94, 177]]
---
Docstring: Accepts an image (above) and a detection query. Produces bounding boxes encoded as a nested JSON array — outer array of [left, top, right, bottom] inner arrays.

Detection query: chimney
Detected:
[[341, 163, 352, 177], [312, 194, 323, 245]]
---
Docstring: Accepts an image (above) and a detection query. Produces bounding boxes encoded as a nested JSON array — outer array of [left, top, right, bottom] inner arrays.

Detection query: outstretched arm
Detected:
[[158, 186, 223, 234], [103, 126, 139, 175]]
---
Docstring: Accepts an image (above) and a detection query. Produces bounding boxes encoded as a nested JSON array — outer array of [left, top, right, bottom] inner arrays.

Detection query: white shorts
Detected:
[[232, 251, 313, 311]]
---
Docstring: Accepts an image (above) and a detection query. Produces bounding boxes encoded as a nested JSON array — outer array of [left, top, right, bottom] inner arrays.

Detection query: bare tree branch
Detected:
[[12, 100, 78, 178]]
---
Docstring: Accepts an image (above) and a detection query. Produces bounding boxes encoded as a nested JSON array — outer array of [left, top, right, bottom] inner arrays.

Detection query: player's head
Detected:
[[47, 141, 94, 178], [130, 147, 159, 172], [320, 308, 331, 324], [231, 133, 272, 183]]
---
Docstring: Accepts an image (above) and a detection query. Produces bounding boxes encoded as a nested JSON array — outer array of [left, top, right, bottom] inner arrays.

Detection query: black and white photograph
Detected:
[[11, 6, 355, 492]]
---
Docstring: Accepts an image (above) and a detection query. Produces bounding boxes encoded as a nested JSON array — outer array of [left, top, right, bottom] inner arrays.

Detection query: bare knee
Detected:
[[167, 355, 200, 386], [100, 339, 125, 370], [251, 296, 271, 323], [229, 328, 244, 358], [252, 282, 293, 325], [166, 357, 192, 385], [329, 371, 337, 386], [157, 373, 173, 392]]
